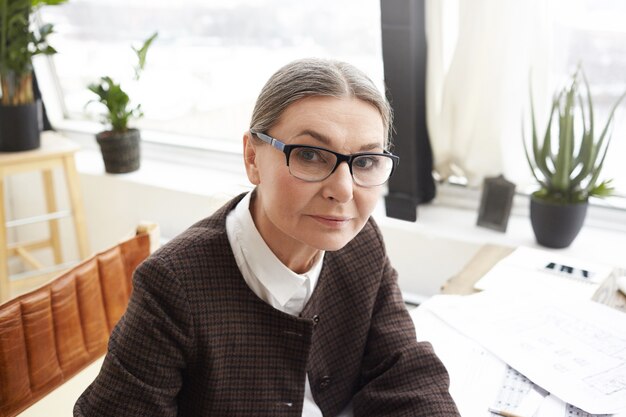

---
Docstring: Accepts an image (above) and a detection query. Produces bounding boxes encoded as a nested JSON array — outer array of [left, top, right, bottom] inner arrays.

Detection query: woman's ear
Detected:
[[243, 132, 261, 185]]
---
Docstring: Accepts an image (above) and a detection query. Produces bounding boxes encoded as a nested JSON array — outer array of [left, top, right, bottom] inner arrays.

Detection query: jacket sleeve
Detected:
[[352, 257, 460, 417], [74, 256, 194, 416]]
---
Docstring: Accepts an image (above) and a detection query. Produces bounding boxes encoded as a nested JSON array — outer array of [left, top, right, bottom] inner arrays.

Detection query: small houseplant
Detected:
[[524, 66, 626, 248], [0, 0, 67, 152], [87, 32, 157, 173]]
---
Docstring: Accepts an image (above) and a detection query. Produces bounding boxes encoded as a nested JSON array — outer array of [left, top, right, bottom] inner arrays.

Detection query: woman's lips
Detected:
[[309, 215, 352, 228]]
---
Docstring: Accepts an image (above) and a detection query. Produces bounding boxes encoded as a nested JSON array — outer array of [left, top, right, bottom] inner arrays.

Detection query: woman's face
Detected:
[[243, 96, 386, 262]]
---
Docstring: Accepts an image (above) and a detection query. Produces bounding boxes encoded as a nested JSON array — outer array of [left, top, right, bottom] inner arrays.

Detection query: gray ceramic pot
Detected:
[[0, 101, 41, 152], [530, 196, 588, 248]]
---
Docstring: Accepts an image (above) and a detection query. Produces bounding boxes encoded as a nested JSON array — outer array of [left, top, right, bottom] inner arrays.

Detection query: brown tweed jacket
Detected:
[[74, 193, 460, 416]]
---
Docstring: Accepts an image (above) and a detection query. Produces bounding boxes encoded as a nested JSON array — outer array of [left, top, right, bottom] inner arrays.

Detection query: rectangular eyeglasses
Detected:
[[251, 130, 399, 187]]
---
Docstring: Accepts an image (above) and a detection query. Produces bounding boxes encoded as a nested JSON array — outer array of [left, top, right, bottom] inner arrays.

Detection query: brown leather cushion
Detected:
[[0, 233, 150, 417]]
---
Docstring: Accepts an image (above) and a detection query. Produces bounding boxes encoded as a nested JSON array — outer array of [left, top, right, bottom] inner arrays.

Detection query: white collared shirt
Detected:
[[226, 192, 323, 314], [226, 192, 325, 416]]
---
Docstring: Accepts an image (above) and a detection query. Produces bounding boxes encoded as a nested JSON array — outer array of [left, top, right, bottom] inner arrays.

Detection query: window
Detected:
[[425, 0, 626, 205], [39, 0, 383, 143], [552, 0, 626, 198]]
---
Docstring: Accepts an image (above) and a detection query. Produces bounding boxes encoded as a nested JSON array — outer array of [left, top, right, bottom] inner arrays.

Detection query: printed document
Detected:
[[422, 292, 626, 414], [411, 306, 510, 416]]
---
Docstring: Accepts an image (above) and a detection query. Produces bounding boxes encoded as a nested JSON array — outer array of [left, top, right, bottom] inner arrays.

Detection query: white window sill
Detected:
[[377, 196, 626, 265], [74, 147, 252, 199]]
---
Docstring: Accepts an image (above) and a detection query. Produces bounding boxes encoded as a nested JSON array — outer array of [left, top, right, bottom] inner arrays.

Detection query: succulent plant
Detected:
[[524, 67, 626, 204]]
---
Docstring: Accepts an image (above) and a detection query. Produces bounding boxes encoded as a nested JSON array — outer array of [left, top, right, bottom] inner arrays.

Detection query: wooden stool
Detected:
[[0, 132, 90, 302]]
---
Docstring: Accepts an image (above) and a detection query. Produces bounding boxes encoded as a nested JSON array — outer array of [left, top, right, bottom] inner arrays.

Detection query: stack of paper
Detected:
[[412, 291, 626, 416], [411, 306, 509, 416]]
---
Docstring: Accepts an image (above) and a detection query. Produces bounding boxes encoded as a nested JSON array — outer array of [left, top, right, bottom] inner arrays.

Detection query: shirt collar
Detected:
[[232, 192, 324, 307]]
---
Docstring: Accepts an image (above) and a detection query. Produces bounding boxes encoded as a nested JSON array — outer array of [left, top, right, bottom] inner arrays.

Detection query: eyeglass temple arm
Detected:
[[251, 131, 285, 152]]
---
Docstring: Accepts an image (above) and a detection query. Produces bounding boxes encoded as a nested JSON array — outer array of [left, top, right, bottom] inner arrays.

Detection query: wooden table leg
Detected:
[[42, 169, 63, 265], [0, 176, 9, 302], [63, 155, 90, 260]]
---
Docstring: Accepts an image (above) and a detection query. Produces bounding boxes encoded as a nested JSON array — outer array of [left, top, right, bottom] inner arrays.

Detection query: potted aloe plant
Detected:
[[0, 0, 67, 152], [87, 32, 157, 173], [524, 66, 626, 248]]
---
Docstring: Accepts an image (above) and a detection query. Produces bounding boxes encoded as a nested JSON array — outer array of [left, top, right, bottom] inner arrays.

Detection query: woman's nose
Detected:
[[322, 162, 354, 203]]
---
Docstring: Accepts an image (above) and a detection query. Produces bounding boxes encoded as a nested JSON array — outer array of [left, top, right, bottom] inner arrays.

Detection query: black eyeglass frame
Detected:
[[250, 130, 399, 187]]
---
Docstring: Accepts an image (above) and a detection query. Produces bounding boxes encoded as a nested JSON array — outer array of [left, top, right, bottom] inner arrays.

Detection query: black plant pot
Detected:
[[530, 196, 588, 249], [96, 129, 141, 173], [0, 101, 42, 152]]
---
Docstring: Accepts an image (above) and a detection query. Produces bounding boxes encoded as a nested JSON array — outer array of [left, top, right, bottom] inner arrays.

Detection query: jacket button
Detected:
[[318, 375, 331, 390], [312, 315, 320, 326]]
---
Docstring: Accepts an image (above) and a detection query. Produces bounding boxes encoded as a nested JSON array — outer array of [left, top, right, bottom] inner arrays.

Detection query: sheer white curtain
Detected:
[[425, 0, 554, 186]]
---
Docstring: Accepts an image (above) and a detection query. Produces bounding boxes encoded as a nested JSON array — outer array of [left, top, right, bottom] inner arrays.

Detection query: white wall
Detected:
[[79, 173, 229, 252], [378, 222, 481, 299]]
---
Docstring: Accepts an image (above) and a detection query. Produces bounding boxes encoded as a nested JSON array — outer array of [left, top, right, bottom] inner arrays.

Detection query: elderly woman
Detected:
[[75, 58, 459, 416]]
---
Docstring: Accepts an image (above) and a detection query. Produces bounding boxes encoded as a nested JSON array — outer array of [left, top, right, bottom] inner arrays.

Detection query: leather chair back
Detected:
[[0, 233, 150, 417]]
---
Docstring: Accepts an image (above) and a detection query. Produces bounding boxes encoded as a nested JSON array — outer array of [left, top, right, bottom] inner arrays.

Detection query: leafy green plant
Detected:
[[524, 67, 626, 204], [87, 32, 157, 133], [0, 0, 67, 105]]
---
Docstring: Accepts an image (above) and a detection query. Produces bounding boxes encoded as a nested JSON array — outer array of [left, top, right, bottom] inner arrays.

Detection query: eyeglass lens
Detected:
[[289, 147, 394, 186]]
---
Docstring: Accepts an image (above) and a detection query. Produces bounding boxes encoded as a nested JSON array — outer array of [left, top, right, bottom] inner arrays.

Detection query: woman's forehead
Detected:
[[274, 96, 385, 147]]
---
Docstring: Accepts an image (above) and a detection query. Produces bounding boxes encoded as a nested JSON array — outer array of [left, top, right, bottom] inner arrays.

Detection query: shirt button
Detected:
[[318, 375, 331, 391], [312, 315, 320, 326]]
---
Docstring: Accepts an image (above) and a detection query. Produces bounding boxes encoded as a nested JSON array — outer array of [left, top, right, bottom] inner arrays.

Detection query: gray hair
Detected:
[[250, 58, 393, 147]]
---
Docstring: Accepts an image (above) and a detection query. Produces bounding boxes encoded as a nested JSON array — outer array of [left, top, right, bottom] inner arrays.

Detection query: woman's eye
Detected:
[[297, 148, 325, 163], [354, 157, 377, 170]]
